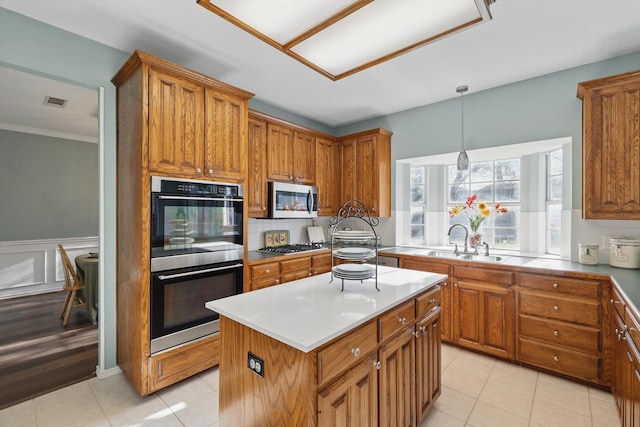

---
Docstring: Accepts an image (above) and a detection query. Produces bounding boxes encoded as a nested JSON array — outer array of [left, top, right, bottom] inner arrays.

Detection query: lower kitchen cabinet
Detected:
[[248, 252, 328, 291], [416, 309, 442, 422], [452, 266, 514, 359]]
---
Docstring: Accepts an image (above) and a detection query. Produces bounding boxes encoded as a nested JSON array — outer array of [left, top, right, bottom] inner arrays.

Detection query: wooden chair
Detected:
[[58, 244, 86, 326]]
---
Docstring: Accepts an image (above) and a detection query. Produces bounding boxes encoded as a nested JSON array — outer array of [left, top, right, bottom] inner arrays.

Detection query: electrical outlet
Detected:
[[247, 352, 264, 377]]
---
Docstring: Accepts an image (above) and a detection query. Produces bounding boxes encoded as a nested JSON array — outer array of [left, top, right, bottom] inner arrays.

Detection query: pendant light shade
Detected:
[[456, 85, 469, 171]]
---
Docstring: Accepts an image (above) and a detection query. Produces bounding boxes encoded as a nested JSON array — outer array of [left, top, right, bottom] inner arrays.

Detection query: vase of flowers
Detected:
[[448, 195, 508, 248]]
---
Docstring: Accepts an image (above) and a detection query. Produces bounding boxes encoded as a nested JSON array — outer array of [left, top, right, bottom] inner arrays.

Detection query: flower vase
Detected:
[[469, 231, 483, 249]]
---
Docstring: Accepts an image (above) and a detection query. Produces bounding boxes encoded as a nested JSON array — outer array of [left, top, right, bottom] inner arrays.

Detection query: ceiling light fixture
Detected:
[[197, 0, 496, 81], [456, 85, 469, 171]]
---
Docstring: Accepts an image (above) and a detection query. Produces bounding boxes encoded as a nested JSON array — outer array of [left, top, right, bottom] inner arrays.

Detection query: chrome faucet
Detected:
[[481, 242, 490, 256], [447, 224, 469, 254]]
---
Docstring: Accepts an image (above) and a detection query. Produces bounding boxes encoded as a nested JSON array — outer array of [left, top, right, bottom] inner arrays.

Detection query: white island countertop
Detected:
[[205, 266, 447, 353]]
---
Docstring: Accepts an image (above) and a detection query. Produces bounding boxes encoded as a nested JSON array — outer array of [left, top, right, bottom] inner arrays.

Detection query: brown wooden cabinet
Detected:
[[293, 130, 316, 184], [339, 128, 392, 217], [401, 258, 452, 342], [247, 251, 330, 291], [247, 116, 268, 217], [578, 69, 640, 219], [452, 266, 514, 359], [515, 273, 604, 384], [266, 122, 294, 182], [610, 286, 640, 427], [148, 68, 204, 176], [316, 136, 342, 216], [112, 50, 253, 395], [416, 309, 441, 422]]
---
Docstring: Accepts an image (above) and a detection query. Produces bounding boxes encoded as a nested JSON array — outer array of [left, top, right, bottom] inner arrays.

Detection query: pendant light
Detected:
[[456, 85, 469, 171]]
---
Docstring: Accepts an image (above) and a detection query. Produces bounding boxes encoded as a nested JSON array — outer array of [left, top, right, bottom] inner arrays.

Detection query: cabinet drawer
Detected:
[[311, 253, 331, 274], [519, 291, 600, 326], [317, 321, 377, 387], [251, 276, 280, 291], [379, 300, 416, 342], [416, 286, 441, 318], [280, 270, 311, 283], [401, 259, 450, 275], [518, 273, 599, 298], [250, 262, 280, 280], [280, 257, 311, 274], [519, 337, 600, 382], [518, 313, 601, 353], [453, 266, 513, 285]]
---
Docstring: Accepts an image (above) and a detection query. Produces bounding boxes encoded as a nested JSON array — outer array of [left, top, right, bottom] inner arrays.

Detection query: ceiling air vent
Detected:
[[43, 95, 68, 108]]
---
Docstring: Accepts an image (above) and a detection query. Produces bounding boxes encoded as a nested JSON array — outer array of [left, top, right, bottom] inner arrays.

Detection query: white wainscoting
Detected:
[[0, 237, 99, 299]]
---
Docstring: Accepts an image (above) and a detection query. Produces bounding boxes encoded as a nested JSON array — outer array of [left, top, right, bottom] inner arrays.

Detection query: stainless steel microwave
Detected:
[[268, 182, 318, 219]]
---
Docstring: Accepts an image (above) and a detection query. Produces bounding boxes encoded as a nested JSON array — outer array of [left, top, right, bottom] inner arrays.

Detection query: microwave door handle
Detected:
[[157, 263, 243, 280], [307, 189, 312, 213]]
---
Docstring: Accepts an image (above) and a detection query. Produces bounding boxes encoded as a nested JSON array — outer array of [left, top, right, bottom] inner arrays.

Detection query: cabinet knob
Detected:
[[420, 326, 428, 335], [553, 355, 559, 362], [262, 206, 266, 211], [196, 168, 202, 173], [374, 360, 381, 370], [351, 347, 360, 357], [610, 298, 614, 305], [553, 305, 559, 311], [413, 331, 420, 338], [429, 299, 437, 304], [398, 317, 407, 325], [553, 330, 559, 337], [454, 283, 458, 287], [274, 279, 280, 284], [208, 169, 214, 174], [552, 283, 559, 288], [265, 269, 270, 273]]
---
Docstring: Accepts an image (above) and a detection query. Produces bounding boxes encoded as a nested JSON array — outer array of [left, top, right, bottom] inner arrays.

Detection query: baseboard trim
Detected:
[[96, 365, 122, 380]]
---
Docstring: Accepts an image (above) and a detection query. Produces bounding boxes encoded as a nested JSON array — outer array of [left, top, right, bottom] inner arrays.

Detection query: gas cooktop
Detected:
[[259, 243, 325, 255]]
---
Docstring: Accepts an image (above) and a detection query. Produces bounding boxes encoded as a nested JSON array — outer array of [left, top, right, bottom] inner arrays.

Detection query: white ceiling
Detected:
[[1, 0, 640, 142]]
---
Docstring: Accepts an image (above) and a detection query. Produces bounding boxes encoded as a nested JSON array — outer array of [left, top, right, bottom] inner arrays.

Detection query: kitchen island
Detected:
[[206, 266, 447, 426]]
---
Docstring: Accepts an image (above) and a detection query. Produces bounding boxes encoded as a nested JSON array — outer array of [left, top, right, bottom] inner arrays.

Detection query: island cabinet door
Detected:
[[378, 326, 416, 427], [416, 309, 442, 423], [317, 354, 378, 427]]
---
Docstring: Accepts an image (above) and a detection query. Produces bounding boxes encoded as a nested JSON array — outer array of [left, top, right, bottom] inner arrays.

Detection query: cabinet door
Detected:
[[416, 309, 441, 424], [293, 130, 316, 184], [453, 280, 514, 359], [378, 327, 416, 427], [580, 73, 640, 219], [318, 354, 378, 427], [356, 134, 380, 215], [267, 123, 294, 181], [204, 88, 246, 180], [148, 69, 204, 176], [341, 137, 357, 204], [316, 136, 341, 216], [247, 117, 268, 217]]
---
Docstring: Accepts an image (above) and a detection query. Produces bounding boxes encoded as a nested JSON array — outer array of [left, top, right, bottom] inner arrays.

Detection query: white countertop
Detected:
[[205, 266, 447, 353]]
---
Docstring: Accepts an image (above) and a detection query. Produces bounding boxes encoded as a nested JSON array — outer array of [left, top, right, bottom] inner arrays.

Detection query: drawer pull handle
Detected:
[[399, 317, 407, 325], [635, 370, 640, 382], [265, 269, 270, 273], [421, 326, 428, 335], [429, 299, 437, 304], [553, 355, 559, 362], [553, 330, 559, 337], [628, 352, 634, 363], [351, 347, 360, 357], [374, 361, 381, 370], [552, 283, 559, 288], [413, 331, 420, 338], [553, 305, 559, 311], [274, 279, 280, 284]]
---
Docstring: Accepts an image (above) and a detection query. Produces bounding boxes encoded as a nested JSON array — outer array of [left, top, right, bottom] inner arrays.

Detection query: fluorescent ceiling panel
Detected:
[[198, 0, 493, 80]]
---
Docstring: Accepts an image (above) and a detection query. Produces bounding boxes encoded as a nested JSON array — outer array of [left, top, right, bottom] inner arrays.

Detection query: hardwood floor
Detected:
[[0, 290, 97, 410]]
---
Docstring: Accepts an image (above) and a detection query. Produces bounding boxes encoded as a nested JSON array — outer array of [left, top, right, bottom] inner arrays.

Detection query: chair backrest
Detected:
[[58, 244, 84, 291]]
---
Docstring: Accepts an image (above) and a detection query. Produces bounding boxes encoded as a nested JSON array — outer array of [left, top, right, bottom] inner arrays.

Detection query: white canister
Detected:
[[578, 243, 599, 265], [609, 239, 640, 269]]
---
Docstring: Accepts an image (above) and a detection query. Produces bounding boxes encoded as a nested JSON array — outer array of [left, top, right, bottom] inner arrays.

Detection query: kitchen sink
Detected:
[[412, 250, 506, 263], [456, 254, 505, 262]]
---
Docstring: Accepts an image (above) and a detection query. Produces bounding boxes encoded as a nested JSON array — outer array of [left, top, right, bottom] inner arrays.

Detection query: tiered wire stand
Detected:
[[329, 199, 380, 292]]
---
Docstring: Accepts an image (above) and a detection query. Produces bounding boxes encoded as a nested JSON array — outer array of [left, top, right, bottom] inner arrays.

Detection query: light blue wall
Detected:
[[334, 52, 640, 211], [0, 7, 128, 370], [0, 130, 99, 240]]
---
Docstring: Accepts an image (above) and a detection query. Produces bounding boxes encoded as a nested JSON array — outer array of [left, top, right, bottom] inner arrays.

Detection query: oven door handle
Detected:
[[157, 263, 243, 280], [158, 195, 243, 202]]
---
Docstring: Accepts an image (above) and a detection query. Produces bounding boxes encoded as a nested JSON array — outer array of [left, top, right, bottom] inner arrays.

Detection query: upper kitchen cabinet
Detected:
[[316, 135, 341, 216], [114, 49, 253, 182], [204, 88, 248, 181], [578, 69, 640, 219], [339, 128, 392, 217], [247, 115, 268, 217], [266, 122, 316, 184]]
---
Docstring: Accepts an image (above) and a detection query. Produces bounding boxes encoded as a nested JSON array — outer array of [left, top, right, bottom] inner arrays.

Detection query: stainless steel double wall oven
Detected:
[[150, 176, 244, 354]]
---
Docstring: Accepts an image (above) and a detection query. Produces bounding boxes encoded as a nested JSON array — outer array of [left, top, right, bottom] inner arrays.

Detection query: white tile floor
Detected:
[[0, 344, 620, 427]]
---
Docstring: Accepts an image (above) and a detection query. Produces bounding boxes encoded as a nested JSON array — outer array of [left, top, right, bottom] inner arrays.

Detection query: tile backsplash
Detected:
[[571, 209, 640, 263]]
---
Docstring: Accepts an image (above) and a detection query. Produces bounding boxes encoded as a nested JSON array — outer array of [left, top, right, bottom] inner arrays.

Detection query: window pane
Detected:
[[470, 162, 493, 182], [470, 183, 493, 201], [449, 184, 468, 203], [411, 207, 424, 225], [495, 206, 519, 228], [410, 166, 424, 185], [547, 204, 562, 254], [411, 185, 424, 203], [495, 159, 520, 180], [411, 226, 424, 240], [549, 176, 562, 200], [549, 150, 563, 175], [495, 181, 520, 202], [449, 165, 468, 183]]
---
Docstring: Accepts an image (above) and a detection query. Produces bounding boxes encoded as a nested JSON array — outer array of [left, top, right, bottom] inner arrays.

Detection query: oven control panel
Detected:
[[153, 176, 242, 197]]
